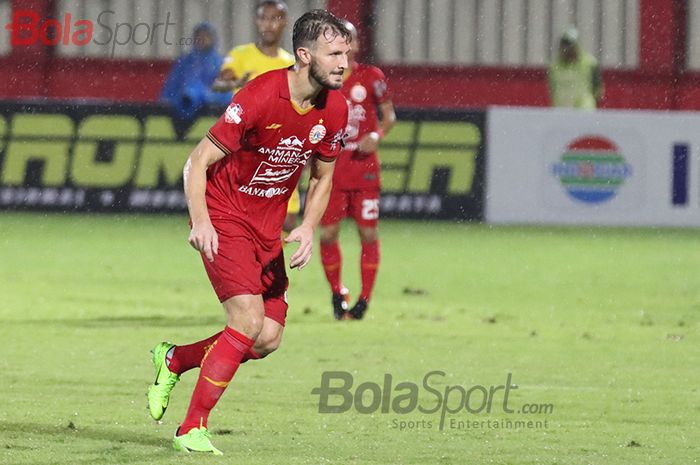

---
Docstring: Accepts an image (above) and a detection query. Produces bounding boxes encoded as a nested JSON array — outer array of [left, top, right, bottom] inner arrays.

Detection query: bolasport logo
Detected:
[[4, 9, 198, 57], [312, 371, 554, 431]]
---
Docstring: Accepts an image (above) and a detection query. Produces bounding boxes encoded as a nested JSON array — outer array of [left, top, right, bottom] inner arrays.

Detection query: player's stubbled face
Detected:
[[309, 29, 350, 90]]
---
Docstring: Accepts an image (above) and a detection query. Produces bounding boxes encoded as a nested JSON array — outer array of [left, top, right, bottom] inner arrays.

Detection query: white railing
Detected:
[[687, 0, 700, 69], [374, 0, 640, 68], [0, 0, 11, 57]]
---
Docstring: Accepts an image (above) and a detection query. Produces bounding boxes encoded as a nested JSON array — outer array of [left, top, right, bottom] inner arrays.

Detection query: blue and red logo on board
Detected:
[[550, 135, 633, 204]]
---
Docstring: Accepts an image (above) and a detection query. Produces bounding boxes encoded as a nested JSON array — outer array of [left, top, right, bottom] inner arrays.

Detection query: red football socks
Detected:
[[360, 240, 380, 301], [178, 326, 254, 434], [168, 332, 222, 375], [168, 333, 264, 374], [320, 241, 343, 294]]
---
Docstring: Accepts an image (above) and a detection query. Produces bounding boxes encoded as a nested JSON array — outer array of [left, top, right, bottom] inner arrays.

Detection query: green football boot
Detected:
[[147, 342, 179, 421], [173, 426, 223, 455]]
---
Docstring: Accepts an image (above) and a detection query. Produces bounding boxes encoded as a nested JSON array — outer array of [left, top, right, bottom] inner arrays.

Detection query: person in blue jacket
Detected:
[[160, 23, 231, 122]]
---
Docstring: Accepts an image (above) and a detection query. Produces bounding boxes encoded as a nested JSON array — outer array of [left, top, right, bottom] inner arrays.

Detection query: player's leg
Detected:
[[147, 333, 221, 421], [152, 324, 264, 380], [149, 233, 262, 424], [348, 190, 380, 320], [174, 293, 263, 455], [171, 231, 266, 454], [254, 248, 288, 354], [320, 189, 351, 319], [173, 261, 285, 453]]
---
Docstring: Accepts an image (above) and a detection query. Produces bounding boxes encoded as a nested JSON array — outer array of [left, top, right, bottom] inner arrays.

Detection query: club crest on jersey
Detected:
[[225, 103, 243, 124], [350, 83, 367, 103], [309, 124, 326, 144]]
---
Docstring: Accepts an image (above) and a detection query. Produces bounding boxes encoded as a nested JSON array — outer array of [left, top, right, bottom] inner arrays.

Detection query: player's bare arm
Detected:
[[357, 100, 396, 154], [285, 156, 336, 269], [183, 137, 227, 261]]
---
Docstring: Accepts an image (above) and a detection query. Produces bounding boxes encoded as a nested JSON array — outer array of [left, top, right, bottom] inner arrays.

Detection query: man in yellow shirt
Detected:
[[548, 28, 603, 109], [213, 0, 300, 235]]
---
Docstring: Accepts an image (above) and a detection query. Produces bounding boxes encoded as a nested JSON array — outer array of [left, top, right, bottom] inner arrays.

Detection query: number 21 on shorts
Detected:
[[361, 198, 379, 220]]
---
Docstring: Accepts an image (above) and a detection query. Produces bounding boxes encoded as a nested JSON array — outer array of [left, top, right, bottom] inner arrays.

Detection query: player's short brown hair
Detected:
[[292, 9, 351, 60]]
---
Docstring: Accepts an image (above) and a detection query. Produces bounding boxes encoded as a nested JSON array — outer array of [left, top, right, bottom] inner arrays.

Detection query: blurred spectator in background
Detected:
[[212, 0, 294, 93], [548, 27, 603, 109], [160, 23, 231, 123]]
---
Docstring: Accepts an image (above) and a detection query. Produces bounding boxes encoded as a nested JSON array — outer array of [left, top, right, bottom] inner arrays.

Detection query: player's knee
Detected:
[[224, 299, 266, 339], [255, 328, 283, 356], [255, 338, 281, 357], [359, 227, 378, 243], [320, 225, 340, 244]]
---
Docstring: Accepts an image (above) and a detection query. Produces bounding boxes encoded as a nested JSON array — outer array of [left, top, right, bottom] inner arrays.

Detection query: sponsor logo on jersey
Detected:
[[224, 103, 243, 124], [265, 123, 283, 130], [278, 135, 305, 149], [258, 135, 311, 164], [350, 83, 367, 103], [309, 124, 326, 144], [250, 161, 299, 185], [330, 129, 345, 152], [238, 185, 290, 198]]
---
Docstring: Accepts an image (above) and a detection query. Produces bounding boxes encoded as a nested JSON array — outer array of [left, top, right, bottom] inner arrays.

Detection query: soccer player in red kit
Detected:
[[146, 10, 350, 455], [319, 21, 395, 320]]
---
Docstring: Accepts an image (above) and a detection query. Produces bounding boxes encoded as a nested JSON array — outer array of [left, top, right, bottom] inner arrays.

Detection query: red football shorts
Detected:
[[320, 189, 380, 227], [200, 221, 289, 326]]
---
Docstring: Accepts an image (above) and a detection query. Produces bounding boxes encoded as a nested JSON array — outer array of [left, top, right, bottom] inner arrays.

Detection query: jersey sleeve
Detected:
[[370, 67, 391, 104], [207, 86, 258, 155], [316, 97, 349, 162]]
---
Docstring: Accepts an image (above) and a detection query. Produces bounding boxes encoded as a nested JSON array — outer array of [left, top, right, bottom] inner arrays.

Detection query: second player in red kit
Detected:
[[146, 10, 350, 455], [319, 21, 396, 320]]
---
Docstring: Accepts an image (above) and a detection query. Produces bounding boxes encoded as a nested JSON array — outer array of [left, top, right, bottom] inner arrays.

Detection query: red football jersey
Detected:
[[206, 69, 348, 242], [334, 62, 391, 190]]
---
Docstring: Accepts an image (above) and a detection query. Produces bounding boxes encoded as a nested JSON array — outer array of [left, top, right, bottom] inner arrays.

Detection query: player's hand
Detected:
[[212, 72, 252, 92], [188, 220, 219, 262], [357, 132, 380, 154], [285, 223, 314, 270]]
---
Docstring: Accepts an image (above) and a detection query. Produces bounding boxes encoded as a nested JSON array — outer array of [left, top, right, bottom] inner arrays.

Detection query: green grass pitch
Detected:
[[0, 212, 698, 464]]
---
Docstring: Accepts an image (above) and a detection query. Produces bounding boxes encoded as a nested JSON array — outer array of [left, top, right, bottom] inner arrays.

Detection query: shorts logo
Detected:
[[350, 84, 367, 103], [224, 103, 243, 124], [250, 161, 299, 185], [309, 124, 326, 144]]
